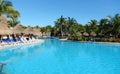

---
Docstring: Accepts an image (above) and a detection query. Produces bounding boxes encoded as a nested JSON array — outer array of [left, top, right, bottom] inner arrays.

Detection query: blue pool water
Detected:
[[0, 38, 120, 74]]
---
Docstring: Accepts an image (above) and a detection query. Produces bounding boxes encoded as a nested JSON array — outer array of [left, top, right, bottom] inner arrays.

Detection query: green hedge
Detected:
[[68, 35, 84, 41], [95, 38, 120, 43]]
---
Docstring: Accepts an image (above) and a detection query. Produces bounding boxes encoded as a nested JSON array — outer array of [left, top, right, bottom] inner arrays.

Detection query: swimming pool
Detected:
[[0, 38, 120, 74]]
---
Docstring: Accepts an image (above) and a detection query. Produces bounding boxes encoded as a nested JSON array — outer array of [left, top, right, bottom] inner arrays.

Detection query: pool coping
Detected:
[[0, 39, 44, 50]]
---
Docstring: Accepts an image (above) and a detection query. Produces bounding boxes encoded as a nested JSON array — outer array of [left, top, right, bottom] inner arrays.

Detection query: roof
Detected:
[[0, 16, 13, 35], [12, 25, 24, 34]]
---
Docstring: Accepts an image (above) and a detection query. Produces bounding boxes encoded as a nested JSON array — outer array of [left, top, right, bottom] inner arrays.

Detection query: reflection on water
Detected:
[[0, 42, 44, 73], [0, 43, 43, 63]]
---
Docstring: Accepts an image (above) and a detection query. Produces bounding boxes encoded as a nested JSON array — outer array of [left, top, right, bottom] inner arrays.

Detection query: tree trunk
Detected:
[[61, 25, 63, 37]]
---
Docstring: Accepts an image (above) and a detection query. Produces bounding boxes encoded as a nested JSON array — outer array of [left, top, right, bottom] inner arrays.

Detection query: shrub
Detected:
[[68, 36, 75, 40], [77, 36, 84, 41], [95, 38, 120, 43], [68, 35, 84, 41]]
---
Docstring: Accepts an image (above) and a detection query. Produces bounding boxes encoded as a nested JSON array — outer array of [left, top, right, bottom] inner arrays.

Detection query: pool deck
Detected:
[[95, 42, 120, 44], [68, 40, 120, 44], [0, 39, 44, 50]]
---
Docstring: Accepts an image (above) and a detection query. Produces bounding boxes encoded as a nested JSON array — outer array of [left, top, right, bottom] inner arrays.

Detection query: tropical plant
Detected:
[[54, 16, 67, 37], [0, 0, 13, 15], [112, 14, 120, 38], [67, 17, 78, 35], [7, 10, 20, 27], [99, 18, 108, 35], [89, 20, 98, 33]]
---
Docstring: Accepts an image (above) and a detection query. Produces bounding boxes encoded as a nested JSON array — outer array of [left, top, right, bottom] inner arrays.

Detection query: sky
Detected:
[[11, 0, 120, 27]]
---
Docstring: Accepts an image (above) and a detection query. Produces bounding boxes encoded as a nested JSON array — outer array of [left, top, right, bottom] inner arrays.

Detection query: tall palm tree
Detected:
[[0, 0, 13, 15], [112, 14, 120, 38], [84, 24, 91, 34], [99, 16, 114, 37], [67, 17, 78, 35], [99, 19, 108, 35], [88, 20, 98, 34], [55, 16, 67, 37], [7, 10, 20, 27]]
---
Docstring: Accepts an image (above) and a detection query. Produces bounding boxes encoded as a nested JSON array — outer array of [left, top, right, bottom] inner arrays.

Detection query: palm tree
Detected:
[[112, 14, 120, 38], [45, 25, 52, 36], [98, 16, 114, 38], [84, 24, 91, 34], [0, 0, 13, 15], [99, 18, 108, 36], [55, 16, 67, 37], [89, 20, 98, 33], [77, 24, 85, 32], [67, 17, 78, 35], [7, 10, 20, 27], [40, 27, 46, 34]]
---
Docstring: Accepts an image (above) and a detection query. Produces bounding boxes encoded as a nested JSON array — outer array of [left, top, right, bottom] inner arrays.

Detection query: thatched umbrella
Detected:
[[83, 32, 89, 36], [90, 31, 97, 41], [0, 16, 13, 35], [90, 31, 96, 37], [33, 28, 42, 36], [77, 32, 82, 36], [23, 27, 34, 34], [83, 32, 89, 41], [12, 25, 24, 34]]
